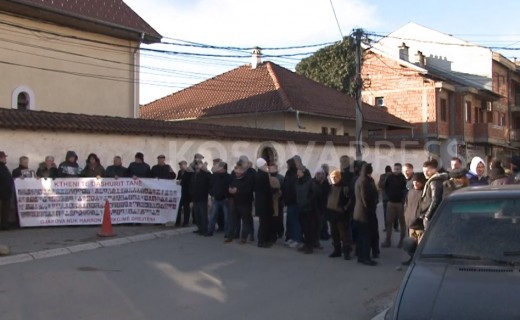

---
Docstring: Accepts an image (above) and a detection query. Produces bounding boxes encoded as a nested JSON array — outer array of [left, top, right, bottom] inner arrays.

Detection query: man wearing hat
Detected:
[[127, 152, 151, 178], [190, 159, 212, 235], [443, 168, 469, 198], [402, 172, 427, 265], [150, 155, 176, 180], [254, 158, 274, 248], [0, 151, 13, 230]]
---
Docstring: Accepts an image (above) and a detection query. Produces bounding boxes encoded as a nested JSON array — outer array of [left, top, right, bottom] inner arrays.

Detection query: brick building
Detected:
[[362, 23, 520, 167]]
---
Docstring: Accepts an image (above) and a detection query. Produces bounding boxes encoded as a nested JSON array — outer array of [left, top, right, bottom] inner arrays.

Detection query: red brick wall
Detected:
[[362, 51, 437, 137]]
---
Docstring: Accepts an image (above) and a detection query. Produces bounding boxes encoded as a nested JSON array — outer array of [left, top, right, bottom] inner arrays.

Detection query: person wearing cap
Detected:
[[269, 164, 285, 240], [104, 156, 127, 178], [0, 151, 13, 230], [150, 155, 176, 180], [443, 168, 469, 198], [211, 158, 222, 173], [175, 160, 192, 227], [127, 152, 151, 178], [206, 161, 231, 236], [403, 172, 427, 265], [190, 160, 212, 235], [489, 163, 509, 186], [255, 158, 275, 248], [58, 150, 82, 178]]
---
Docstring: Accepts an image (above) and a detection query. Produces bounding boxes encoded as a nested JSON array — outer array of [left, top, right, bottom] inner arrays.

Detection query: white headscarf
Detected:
[[469, 156, 485, 177]]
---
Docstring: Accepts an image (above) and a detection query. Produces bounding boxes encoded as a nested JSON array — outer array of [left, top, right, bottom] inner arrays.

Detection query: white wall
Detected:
[[0, 130, 430, 177]]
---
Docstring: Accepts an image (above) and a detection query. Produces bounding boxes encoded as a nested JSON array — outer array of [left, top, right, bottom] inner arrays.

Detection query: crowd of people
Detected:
[[1, 149, 520, 267]]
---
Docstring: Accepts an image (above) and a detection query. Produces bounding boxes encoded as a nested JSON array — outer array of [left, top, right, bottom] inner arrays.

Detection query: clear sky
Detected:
[[124, 0, 520, 104]]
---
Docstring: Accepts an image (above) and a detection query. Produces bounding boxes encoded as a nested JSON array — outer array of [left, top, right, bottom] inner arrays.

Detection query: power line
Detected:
[[329, 0, 344, 39]]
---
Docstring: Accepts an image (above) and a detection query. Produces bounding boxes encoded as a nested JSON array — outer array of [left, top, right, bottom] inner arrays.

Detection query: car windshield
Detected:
[[421, 198, 520, 262]]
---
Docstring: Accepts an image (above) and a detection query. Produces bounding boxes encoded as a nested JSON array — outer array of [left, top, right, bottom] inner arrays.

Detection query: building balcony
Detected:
[[511, 129, 520, 144], [472, 123, 507, 144], [512, 105, 520, 113]]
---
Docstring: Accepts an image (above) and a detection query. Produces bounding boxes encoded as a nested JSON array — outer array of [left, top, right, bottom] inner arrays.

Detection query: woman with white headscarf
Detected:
[[467, 156, 490, 186]]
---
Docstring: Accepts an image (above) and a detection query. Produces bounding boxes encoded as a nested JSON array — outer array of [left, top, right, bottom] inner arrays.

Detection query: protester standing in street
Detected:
[[150, 155, 176, 180], [313, 168, 330, 249], [326, 170, 351, 260], [402, 172, 427, 265], [104, 156, 127, 178], [269, 164, 285, 240], [255, 158, 274, 248], [421, 160, 448, 229], [58, 151, 82, 177], [12, 156, 33, 179], [382, 163, 407, 248], [282, 156, 299, 247], [207, 162, 231, 237], [0, 151, 13, 230], [443, 168, 469, 197], [295, 165, 317, 254], [176, 160, 192, 227], [468, 156, 489, 186], [226, 165, 254, 244], [354, 163, 379, 266], [190, 160, 212, 235], [36, 156, 58, 179], [127, 152, 151, 178], [82, 153, 105, 178]]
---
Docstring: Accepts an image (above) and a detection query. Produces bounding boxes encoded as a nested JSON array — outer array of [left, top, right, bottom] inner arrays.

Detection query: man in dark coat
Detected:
[[12, 156, 33, 179], [353, 163, 379, 266], [127, 152, 151, 178], [382, 163, 408, 248], [190, 160, 212, 235], [104, 156, 127, 178], [269, 165, 285, 240], [0, 151, 13, 230], [36, 156, 59, 179], [421, 160, 448, 229], [296, 166, 318, 254], [255, 158, 274, 248], [176, 160, 192, 227], [207, 162, 231, 236], [150, 155, 176, 180], [226, 165, 255, 243], [313, 168, 330, 248], [507, 156, 520, 185]]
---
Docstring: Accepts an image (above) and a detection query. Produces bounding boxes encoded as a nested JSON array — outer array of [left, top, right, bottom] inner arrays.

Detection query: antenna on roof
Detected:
[[252, 47, 262, 69]]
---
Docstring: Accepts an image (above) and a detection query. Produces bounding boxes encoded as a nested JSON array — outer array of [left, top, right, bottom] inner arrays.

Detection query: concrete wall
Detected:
[[0, 13, 138, 117], [0, 129, 430, 178]]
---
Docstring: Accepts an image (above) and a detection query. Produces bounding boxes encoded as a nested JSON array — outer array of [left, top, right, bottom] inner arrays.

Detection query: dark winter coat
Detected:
[[127, 162, 151, 178], [353, 168, 379, 223], [442, 179, 467, 198], [384, 173, 407, 203], [282, 159, 298, 205], [421, 172, 448, 220], [36, 163, 58, 179], [82, 164, 105, 178], [230, 173, 254, 206], [313, 178, 330, 211], [210, 172, 231, 201], [0, 162, 13, 201], [150, 164, 176, 180], [190, 170, 212, 203], [295, 174, 316, 213], [104, 165, 127, 178], [468, 173, 490, 186], [12, 165, 32, 179], [178, 170, 192, 202], [58, 151, 82, 177], [255, 170, 274, 217]]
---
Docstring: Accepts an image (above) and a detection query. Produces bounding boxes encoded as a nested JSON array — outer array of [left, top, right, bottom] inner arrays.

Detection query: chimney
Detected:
[[398, 42, 409, 61], [252, 47, 262, 69], [416, 51, 425, 66]]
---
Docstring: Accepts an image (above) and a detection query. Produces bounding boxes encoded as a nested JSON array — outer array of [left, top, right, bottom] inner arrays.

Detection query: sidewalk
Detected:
[[0, 224, 189, 255]]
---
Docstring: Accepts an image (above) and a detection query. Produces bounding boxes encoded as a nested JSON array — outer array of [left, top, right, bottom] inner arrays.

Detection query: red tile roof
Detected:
[[140, 62, 411, 129], [4, 0, 161, 42], [0, 108, 358, 145]]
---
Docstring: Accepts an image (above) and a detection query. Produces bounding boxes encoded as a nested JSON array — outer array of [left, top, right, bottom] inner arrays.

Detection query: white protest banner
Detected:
[[15, 178, 180, 227]]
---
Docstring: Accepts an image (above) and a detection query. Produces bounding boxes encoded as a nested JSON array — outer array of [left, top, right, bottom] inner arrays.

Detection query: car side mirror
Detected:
[[402, 237, 418, 257]]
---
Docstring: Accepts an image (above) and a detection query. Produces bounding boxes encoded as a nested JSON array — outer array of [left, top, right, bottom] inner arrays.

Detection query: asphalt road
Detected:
[[0, 230, 408, 320]]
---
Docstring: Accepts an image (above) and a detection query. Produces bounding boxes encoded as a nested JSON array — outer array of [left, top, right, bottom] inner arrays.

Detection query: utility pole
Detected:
[[354, 28, 364, 161]]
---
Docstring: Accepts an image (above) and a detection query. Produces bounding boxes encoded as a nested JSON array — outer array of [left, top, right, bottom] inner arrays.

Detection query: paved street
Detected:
[[0, 222, 408, 320]]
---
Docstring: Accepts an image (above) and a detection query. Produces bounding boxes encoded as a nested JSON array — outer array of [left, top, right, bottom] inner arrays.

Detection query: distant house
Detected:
[[0, 0, 161, 117], [140, 53, 411, 140], [362, 22, 520, 165]]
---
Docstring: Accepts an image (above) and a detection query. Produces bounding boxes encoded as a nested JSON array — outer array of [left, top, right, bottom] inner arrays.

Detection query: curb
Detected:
[[0, 226, 197, 267]]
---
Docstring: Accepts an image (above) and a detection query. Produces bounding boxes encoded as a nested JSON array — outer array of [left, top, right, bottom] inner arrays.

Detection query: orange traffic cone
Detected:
[[98, 199, 116, 237]]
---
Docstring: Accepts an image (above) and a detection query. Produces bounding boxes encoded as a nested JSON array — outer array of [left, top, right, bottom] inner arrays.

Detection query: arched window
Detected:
[[11, 86, 35, 110], [17, 92, 29, 110]]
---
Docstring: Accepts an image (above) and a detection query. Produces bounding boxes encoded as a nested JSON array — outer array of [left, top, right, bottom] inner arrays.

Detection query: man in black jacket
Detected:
[[207, 162, 230, 236], [421, 160, 448, 229], [127, 152, 151, 178], [382, 163, 408, 248], [104, 156, 127, 178], [190, 160, 212, 235], [282, 157, 299, 245], [12, 156, 33, 179], [0, 151, 13, 230], [226, 165, 255, 243], [255, 158, 274, 248], [150, 155, 176, 180], [176, 160, 192, 227]]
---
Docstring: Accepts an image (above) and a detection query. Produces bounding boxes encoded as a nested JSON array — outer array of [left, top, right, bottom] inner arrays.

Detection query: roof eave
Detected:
[[288, 109, 412, 129]]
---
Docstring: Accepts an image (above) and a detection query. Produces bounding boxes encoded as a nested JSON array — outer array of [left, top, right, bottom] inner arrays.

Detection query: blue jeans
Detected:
[[287, 204, 302, 242], [208, 199, 229, 235]]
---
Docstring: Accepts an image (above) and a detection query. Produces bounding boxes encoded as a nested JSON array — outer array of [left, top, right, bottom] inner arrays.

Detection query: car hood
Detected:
[[396, 261, 520, 320]]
